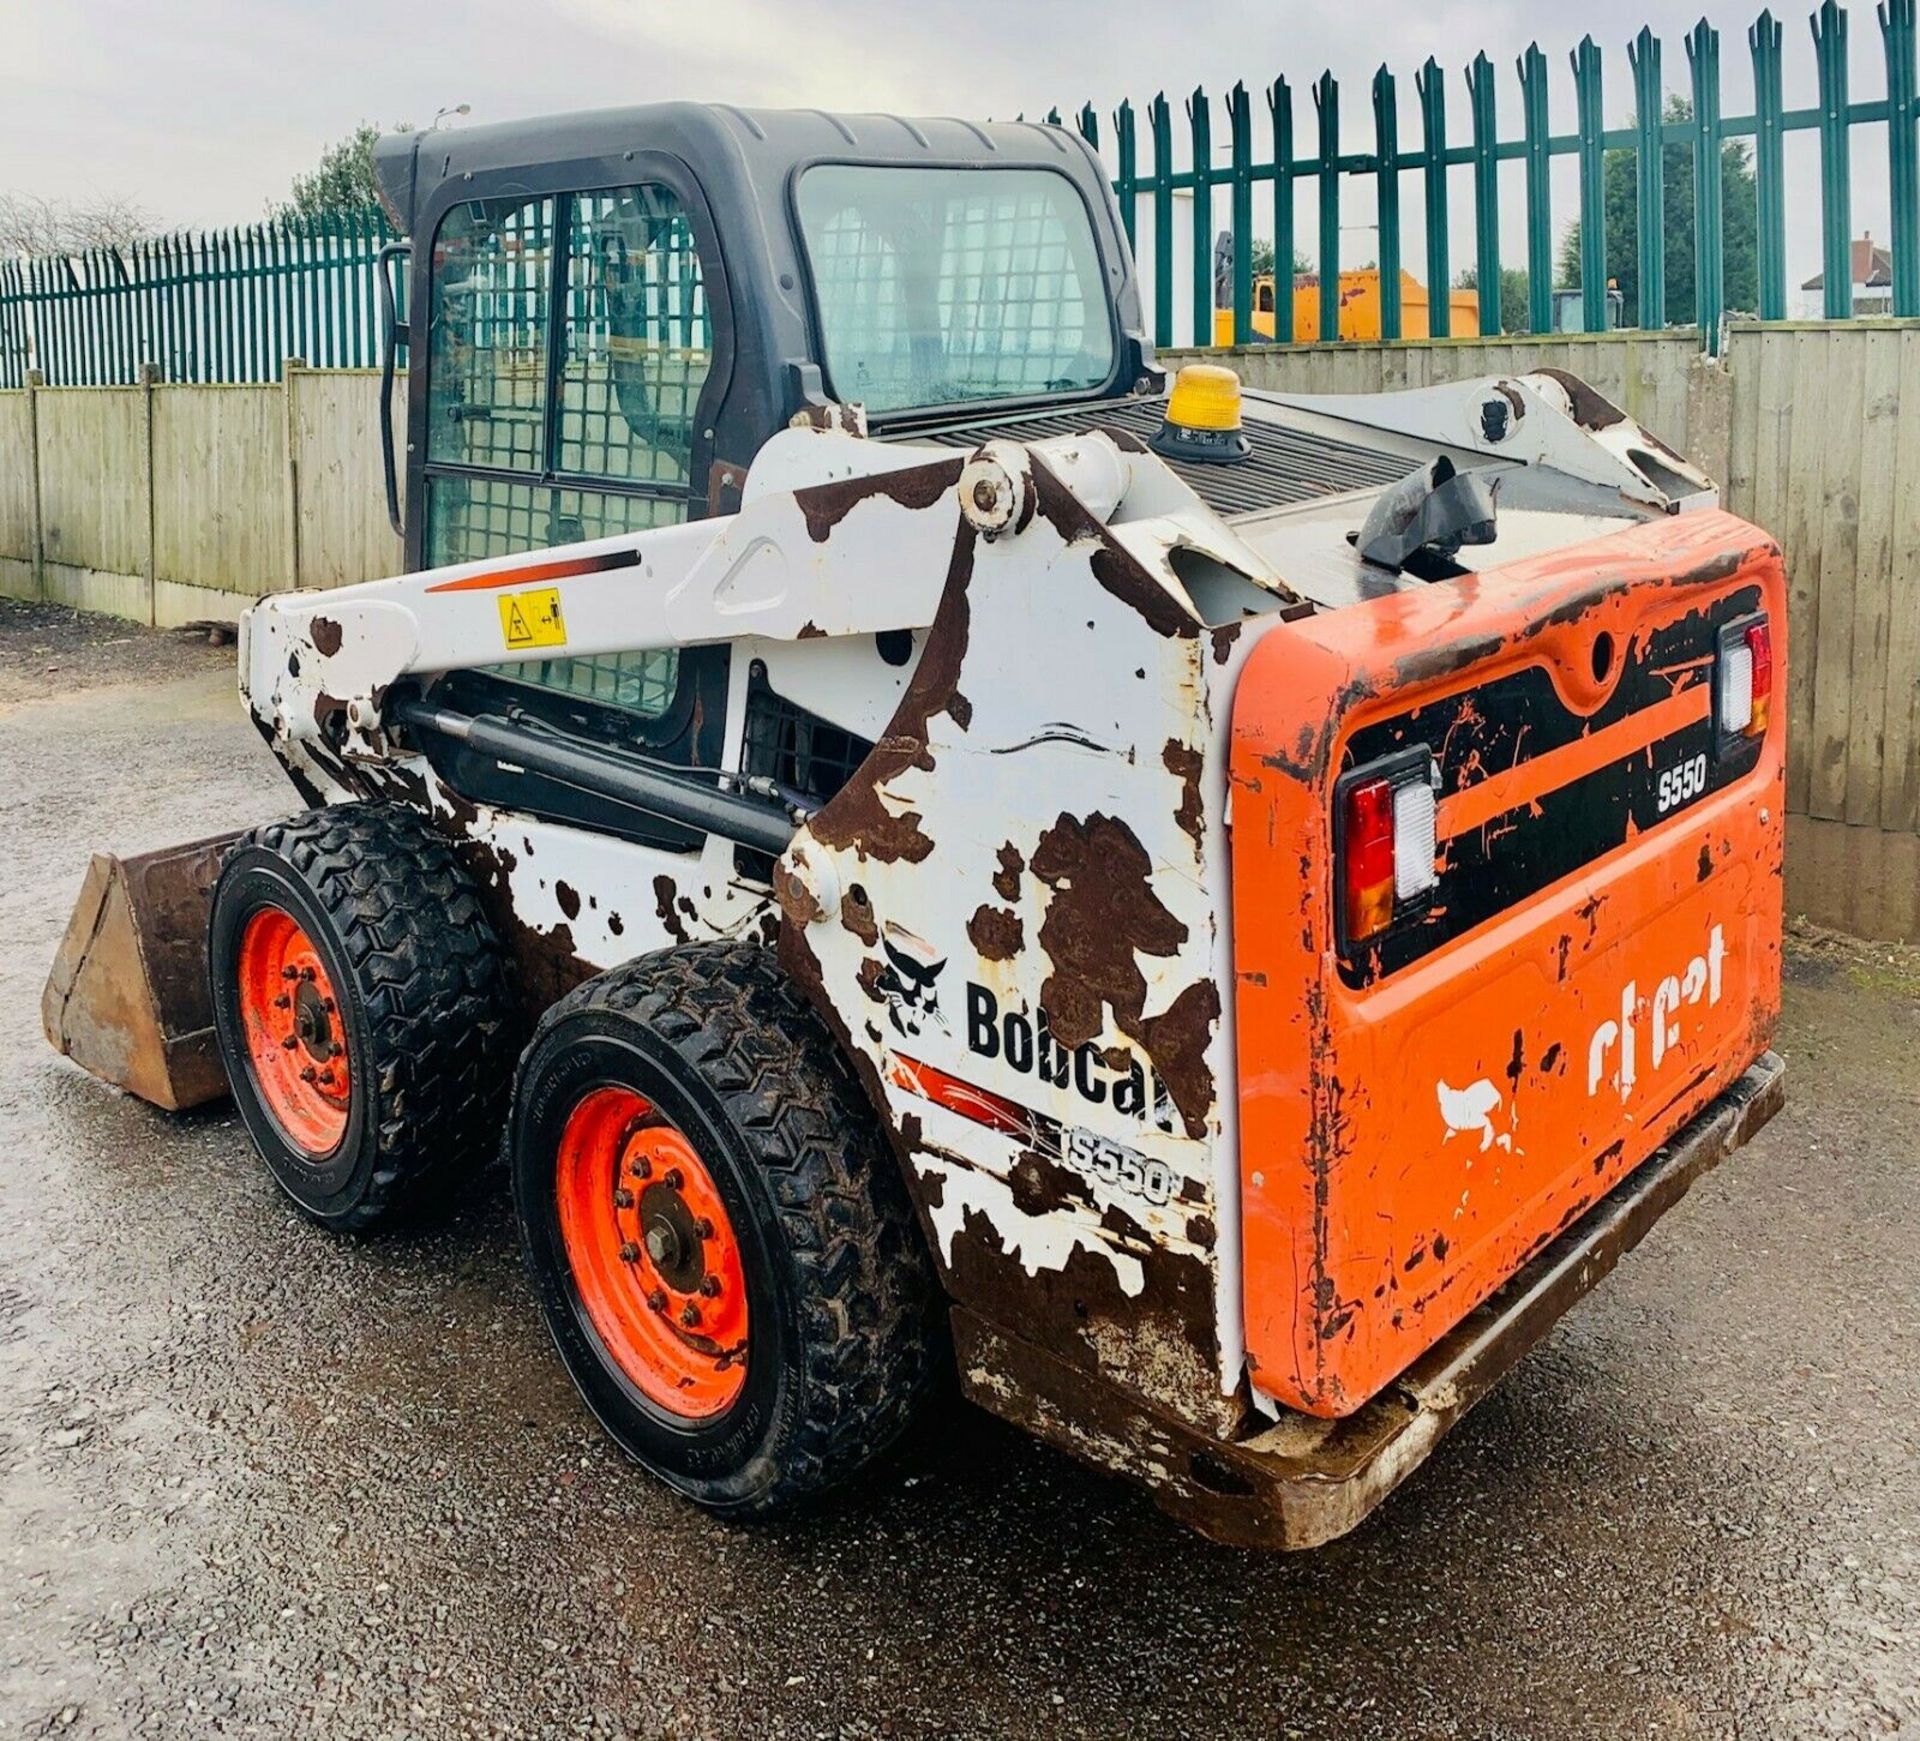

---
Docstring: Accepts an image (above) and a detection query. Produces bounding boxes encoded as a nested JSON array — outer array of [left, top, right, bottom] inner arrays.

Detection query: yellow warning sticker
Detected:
[[498, 587, 567, 651]]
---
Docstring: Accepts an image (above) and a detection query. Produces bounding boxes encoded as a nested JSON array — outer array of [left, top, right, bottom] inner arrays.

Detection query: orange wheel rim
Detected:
[[235, 906, 352, 1155], [555, 1087, 750, 1419]]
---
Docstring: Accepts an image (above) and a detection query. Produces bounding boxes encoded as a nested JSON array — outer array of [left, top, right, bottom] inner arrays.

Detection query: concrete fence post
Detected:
[[25, 368, 45, 602], [282, 357, 305, 593], [139, 362, 158, 626], [1686, 351, 1735, 502]]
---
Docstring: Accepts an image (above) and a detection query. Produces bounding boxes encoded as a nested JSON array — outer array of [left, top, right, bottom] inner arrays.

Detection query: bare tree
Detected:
[[0, 191, 154, 257]]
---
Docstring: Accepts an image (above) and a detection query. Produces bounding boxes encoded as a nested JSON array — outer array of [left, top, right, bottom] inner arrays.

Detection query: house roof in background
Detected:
[[1802, 236, 1894, 290]]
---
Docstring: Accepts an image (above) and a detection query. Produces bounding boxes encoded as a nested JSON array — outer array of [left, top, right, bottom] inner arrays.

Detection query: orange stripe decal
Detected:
[[888, 1054, 1040, 1139], [424, 548, 642, 594], [1435, 679, 1712, 841]]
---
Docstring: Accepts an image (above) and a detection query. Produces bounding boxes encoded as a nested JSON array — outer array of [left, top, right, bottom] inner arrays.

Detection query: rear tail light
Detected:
[[1716, 613, 1773, 742], [1744, 620, 1773, 737], [1345, 777, 1396, 942], [1339, 751, 1439, 945]]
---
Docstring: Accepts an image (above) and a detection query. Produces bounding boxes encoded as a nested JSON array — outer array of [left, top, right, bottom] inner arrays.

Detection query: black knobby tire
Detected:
[[510, 941, 939, 1516], [208, 801, 512, 1231]]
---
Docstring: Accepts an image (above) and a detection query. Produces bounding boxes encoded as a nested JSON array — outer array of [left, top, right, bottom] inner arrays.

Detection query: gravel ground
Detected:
[[1, 596, 1915, 1741]]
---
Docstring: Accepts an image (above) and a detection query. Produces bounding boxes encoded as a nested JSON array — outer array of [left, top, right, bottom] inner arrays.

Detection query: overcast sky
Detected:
[[0, 0, 1888, 303]]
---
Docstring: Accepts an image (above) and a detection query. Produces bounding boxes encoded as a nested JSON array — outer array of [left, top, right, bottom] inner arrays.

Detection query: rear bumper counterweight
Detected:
[[954, 1050, 1786, 1550]]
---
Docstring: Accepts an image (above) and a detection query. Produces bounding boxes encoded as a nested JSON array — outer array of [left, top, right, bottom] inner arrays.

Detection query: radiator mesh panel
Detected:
[[913, 397, 1415, 518]]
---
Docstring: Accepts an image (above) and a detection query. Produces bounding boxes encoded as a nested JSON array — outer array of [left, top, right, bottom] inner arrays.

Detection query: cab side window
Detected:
[[421, 184, 715, 725]]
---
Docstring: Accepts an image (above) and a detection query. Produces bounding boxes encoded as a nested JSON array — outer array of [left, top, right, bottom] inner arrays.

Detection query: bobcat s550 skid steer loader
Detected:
[[44, 104, 1787, 1548]]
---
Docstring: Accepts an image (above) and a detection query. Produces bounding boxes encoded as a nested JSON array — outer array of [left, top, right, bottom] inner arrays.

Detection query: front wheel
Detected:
[[510, 942, 938, 1515], [207, 802, 512, 1231]]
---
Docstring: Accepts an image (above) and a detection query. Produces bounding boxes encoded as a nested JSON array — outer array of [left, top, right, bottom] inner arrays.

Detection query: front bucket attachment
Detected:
[[42, 833, 242, 1112]]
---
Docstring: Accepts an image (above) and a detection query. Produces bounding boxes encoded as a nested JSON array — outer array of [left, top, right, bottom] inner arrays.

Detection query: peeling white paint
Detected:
[[915, 1154, 1146, 1297]]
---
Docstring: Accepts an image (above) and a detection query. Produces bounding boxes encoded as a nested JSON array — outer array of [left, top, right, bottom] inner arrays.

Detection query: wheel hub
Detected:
[[292, 979, 338, 1060], [554, 1087, 749, 1419], [235, 906, 351, 1155], [639, 1186, 705, 1293]]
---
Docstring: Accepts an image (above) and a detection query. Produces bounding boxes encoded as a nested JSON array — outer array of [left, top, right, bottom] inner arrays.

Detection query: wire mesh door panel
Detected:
[[427, 196, 554, 476], [421, 183, 716, 725], [556, 188, 713, 489]]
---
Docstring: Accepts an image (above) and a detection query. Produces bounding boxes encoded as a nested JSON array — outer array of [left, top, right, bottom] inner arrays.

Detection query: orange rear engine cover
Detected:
[[1230, 510, 1786, 1419]]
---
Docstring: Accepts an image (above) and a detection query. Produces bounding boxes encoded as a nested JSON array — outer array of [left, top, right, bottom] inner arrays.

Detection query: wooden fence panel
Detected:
[[0, 392, 34, 593], [1883, 332, 1920, 832], [35, 388, 148, 618], [288, 368, 402, 590], [151, 386, 288, 601]]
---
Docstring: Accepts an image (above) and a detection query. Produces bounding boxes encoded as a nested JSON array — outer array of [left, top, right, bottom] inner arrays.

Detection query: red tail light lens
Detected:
[[1340, 751, 1441, 946], [1343, 775, 1397, 944], [1716, 612, 1772, 744], [1744, 620, 1773, 738]]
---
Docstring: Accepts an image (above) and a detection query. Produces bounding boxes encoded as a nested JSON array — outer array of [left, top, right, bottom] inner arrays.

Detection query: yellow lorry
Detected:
[[1213, 268, 1483, 345]]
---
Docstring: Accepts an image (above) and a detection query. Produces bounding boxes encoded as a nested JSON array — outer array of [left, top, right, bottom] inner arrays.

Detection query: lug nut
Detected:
[[613, 1188, 634, 1210], [619, 1241, 640, 1263], [273, 994, 291, 1010], [322, 997, 336, 1014], [647, 1289, 667, 1312], [698, 1276, 721, 1298], [281, 966, 299, 981], [663, 1167, 684, 1190], [629, 1157, 652, 1179], [299, 966, 317, 981], [695, 1217, 715, 1240], [679, 1303, 701, 1328], [281, 1035, 300, 1050], [299, 1066, 317, 1083]]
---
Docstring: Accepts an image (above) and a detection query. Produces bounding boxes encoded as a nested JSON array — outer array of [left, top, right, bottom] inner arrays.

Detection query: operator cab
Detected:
[[372, 104, 1153, 827]]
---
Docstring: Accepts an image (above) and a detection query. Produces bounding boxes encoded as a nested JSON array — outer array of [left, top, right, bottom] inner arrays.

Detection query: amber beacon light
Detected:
[[1150, 363, 1251, 464]]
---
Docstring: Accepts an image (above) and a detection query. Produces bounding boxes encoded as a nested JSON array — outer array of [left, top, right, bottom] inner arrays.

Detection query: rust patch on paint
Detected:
[[1163, 739, 1205, 848], [1210, 622, 1242, 666], [652, 875, 690, 943], [770, 860, 823, 926], [1532, 366, 1627, 430], [803, 521, 977, 865], [966, 903, 1024, 962], [1029, 810, 1219, 1138], [1141, 979, 1221, 1140], [1028, 462, 1197, 640], [555, 880, 582, 922], [992, 843, 1025, 902], [794, 456, 963, 544], [1007, 1147, 1095, 1218], [1030, 811, 1186, 1050], [431, 794, 597, 1028], [308, 616, 343, 657], [840, 886, 879, 946], [937, 1202, 1237, 1434]]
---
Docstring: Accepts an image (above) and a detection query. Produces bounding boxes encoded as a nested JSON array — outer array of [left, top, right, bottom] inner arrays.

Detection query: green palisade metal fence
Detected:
[[5, 2, 1920, 385], [0, 211, 404, 389], [1042, 0, 1920, 353]]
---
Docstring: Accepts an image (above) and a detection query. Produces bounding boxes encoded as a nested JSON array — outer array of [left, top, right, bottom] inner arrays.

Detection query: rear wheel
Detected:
[[510, 942, 938, 1515], [208, 802, 511, 1231]]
